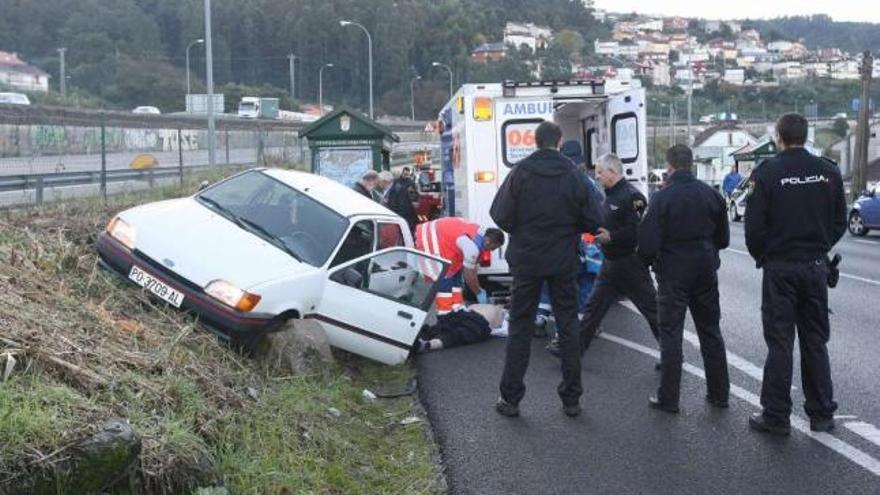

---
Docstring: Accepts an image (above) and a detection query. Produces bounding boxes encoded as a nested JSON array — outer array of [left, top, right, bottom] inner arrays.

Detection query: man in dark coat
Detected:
[[638, 144, 731, 413], [490, 121, 603, 418]]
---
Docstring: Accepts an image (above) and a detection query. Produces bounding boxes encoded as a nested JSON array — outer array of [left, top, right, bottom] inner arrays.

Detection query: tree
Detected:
[[554, 30, 585, 62], [541, 43, 572, 80]]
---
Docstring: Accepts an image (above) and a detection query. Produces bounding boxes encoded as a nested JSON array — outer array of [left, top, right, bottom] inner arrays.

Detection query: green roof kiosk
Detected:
[[298, 107, 400, 187]]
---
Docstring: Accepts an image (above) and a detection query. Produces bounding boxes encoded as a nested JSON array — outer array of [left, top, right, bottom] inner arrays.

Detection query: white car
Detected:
[[97, 168, 449, 365], [132, 106, 161, 114], [0, 92, 31, 105]]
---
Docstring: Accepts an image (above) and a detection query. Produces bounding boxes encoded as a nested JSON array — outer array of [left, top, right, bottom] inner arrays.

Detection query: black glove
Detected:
[[827, 253, 842, 289]]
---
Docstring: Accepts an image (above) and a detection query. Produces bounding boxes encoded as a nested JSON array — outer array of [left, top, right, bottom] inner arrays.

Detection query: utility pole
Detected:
[[204, 0, 216, 168], [57, 48, 67, 98], [687, 70, 693, 146], [410, 75, 421, 121], [852, 51, 873, 202], [186, 38, 204, 96], [287, 53, 297, 104]]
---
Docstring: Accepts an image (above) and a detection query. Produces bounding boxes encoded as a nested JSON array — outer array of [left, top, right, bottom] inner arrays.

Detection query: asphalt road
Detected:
[[417, 224, 880, 494]]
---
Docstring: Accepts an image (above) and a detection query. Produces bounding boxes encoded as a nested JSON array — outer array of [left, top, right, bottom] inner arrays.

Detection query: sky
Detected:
[[593, 0, 880, 24]]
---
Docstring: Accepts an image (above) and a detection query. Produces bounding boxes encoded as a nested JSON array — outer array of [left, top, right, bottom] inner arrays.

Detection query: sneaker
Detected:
[[563, 403, 582, 417], [545, 337, 561, 357], [748, 413, 791, 436], [810, 417, 835, 432], [495, 397, 519, 417]]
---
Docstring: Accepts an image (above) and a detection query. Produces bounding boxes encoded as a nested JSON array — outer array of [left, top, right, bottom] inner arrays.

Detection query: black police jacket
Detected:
[[600, 179, 649, 260], [490, 148, 604, 276], [637, 170, 729, 273], [387, 177, 418, 227], [744, 147, 847, 266]]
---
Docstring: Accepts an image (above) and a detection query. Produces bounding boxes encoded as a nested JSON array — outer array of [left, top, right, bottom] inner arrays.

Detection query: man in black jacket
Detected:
[[490, 121, 603, 418], [386, 172, 419, 233], [547, 153, 660, 358], [745, 113, 847, 435], [638, 145, 730, 413]]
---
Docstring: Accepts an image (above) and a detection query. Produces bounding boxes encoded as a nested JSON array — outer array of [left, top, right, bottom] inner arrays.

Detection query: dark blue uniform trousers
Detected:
[[760, 261, 837, 424]]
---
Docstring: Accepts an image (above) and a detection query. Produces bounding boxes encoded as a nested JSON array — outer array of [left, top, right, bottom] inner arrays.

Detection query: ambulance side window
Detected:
[[501, 118, 544, 167], [611, 113, 639, 165]]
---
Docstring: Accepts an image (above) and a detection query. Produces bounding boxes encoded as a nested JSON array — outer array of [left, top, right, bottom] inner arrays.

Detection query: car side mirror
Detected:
[[198, 180, 211, 191], [331, 266, 363, 288]]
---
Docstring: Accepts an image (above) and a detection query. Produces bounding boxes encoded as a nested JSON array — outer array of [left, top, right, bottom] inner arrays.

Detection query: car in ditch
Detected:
[[96, 168, 449, 365]]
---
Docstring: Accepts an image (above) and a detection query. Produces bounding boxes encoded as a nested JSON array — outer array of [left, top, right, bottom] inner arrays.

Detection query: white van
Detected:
[[436, 79, 648, 281]]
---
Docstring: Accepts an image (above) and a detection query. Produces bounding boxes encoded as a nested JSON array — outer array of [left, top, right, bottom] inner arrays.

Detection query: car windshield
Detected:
[[197, 171, 349, 266]]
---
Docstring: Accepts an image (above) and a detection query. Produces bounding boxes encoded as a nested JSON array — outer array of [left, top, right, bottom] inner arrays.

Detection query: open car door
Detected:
[[311, 247, 449, 365]]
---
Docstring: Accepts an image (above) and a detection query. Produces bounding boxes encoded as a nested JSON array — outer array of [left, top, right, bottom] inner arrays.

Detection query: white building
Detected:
[[774, 62, 805, 80], [831, 121, 880, 177], [594, 41, 619, 56], [724, 69, 746, 85], [0, 51, 50, 92], [636, 20, 664, 32], [651, 63, 671, 86], [503, 22, 553, 52], [768, 41, 794, 53], [693, 123, 759, 185]]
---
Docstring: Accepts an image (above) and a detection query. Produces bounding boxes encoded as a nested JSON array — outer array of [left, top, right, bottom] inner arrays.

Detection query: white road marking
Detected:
[[853, 240, 878, 245], [598, 332, 880, 477], [723, 248, 880, 286], [845, 422, 880, 449], [618, 301, 794, 390]]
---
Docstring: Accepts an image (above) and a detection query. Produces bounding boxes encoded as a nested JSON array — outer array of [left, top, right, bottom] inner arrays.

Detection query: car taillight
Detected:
[[479, 250, 492, 267]]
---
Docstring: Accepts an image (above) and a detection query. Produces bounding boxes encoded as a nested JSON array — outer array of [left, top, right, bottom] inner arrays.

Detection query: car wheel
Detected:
[[728, 202, 741, 223], [848, 211, 869, 236]]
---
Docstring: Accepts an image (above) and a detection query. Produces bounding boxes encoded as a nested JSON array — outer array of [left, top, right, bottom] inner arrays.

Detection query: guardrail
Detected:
[[0, 163, 246, 206]]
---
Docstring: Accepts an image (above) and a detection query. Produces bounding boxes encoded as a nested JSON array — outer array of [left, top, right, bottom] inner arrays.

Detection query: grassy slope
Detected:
[[0, 174, 443, 494]]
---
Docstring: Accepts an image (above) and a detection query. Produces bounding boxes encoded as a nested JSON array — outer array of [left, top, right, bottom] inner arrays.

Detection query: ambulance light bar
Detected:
[[501, 79, 606, 97]]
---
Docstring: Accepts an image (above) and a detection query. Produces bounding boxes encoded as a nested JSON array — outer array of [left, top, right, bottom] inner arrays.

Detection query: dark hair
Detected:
[[485, 228, 505, 246], [402, 166, 411, 173], [535, 121, 562, 150], [776, 113, 808, 146], [666, 144, 694, 171]]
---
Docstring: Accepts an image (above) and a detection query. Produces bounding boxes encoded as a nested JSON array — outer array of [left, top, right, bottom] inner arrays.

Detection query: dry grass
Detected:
[[0, 171, 444, 494]]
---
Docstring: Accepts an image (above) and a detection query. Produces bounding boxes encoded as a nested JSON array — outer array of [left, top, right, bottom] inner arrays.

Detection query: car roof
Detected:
[[261, 168, 399, 219]]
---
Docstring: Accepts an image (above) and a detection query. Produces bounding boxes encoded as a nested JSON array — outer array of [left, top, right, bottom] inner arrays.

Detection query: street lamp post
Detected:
[[57, 47, 67, 98], [204, 0, 216, 168], [432, 62, 453, 101], [410, 75, 421, 120], [319, 63, 334, 115], [340, 20, 373, 119], [287, 53, 298, 103], [185, 38, 204, 96]]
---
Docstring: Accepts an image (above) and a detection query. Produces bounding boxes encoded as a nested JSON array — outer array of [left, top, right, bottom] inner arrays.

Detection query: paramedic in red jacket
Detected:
[[415, 217, 505, 313]]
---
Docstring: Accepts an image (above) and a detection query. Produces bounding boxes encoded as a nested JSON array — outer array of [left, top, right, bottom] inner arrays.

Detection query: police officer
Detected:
[[638, 145, 731, 413], [745, 113, 847, 435], [490, 121, 603, 418], [547, 153, 660, 359]]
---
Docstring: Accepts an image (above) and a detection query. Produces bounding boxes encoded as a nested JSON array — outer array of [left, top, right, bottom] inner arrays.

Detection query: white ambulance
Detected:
[[436, 79, 648, 282]]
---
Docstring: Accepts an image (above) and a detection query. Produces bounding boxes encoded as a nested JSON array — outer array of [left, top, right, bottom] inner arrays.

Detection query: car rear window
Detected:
[[198, 171, 348, 266]]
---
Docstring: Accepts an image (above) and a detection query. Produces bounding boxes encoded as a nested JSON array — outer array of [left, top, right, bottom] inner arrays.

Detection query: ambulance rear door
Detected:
[[606, 87, 648, 194]]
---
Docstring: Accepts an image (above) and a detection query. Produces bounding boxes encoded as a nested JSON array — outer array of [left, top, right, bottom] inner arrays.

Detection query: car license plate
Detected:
[[128, 265, 185, 308]]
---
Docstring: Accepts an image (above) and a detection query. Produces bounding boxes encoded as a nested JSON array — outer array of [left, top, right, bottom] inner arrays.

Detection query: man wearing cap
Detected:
[[353, 170, 379, 199]]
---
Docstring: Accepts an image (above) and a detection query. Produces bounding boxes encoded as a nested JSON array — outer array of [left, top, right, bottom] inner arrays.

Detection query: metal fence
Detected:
[[0, 104, 309, 207]]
